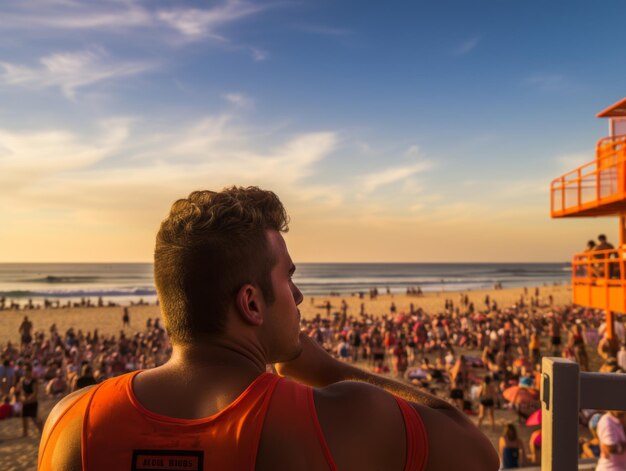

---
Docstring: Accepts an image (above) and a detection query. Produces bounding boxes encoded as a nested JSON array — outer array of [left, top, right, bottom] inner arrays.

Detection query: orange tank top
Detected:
[[39, 371, 427, 471]]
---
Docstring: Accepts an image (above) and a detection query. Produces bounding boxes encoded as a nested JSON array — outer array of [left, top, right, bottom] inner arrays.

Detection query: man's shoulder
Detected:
[[312, 381, 407, 471], [314, 380, 399, 411], [39, 386, 96, 471], [312, 381, 416, 441], [44, 385, 95, 433]]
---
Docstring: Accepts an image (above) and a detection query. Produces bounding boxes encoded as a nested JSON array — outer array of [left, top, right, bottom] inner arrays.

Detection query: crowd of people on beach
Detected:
[[2, 287, 626, 468], [303, 295, 626, 467], [0, 296, 154, 311], [1, 315, 171, 438]]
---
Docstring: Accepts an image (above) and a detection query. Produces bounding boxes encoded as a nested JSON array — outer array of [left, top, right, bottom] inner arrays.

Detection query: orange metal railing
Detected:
[[572, 248, 625, 285], [571, 247, 626, 312], [551, 135, 626, 216]]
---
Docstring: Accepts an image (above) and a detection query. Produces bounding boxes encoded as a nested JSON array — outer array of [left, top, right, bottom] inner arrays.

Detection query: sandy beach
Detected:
[[0, 284, 571, 346], [0, 284, 573, 470]]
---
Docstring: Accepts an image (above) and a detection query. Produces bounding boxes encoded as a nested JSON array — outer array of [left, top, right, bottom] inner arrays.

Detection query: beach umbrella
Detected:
[[503, 386, 537, 404], [503, 386, 521, 401], [526, 387, 540, 399], [525, 409, 542, 426]]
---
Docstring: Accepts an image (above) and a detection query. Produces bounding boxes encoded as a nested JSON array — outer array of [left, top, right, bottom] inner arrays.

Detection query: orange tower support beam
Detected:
[[608, 212, 626, 342], [606, 309, 614, 341]]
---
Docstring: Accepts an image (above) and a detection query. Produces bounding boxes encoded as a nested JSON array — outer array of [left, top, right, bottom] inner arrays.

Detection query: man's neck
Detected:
[[168, 338, 268, 377], [132, 338, 270, 420], [164, 336, 268, 384]]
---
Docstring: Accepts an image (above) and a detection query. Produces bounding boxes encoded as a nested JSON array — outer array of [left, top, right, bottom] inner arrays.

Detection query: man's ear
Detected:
[[235, 283, 264, 326]]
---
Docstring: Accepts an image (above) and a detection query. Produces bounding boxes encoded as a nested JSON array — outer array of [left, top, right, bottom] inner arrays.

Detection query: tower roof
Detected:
[[597, 97, 626, 118]]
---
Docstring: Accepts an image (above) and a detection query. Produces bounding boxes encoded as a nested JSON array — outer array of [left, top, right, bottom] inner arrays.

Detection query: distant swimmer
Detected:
[[39, 186, 498, 471]]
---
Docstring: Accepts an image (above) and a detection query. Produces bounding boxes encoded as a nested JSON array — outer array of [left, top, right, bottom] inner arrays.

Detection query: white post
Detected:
[[541, 358, 580, 471]]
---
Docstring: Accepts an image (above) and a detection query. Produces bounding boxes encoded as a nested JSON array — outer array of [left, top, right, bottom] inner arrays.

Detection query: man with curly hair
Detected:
[[39, 186, 497, 470]]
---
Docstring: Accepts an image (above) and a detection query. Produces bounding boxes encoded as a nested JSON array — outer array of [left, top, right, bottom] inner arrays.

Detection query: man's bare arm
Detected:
[[278, 332, 454, 409], [276, 335, 499, 471]]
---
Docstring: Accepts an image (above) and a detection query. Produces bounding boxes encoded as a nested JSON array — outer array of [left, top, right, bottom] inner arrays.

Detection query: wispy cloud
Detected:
[[453, 37, 480, 56], [0, 48, 155, 99], [525, 74, 567, 92], [0, 113, 342, 220], [555, 152, 590, 171], [356, 161, 433, 193], [155, 0, 269, 41], [251, 48, 268, 62], [224, 92, 253, 108], [405, 145, 420, 158], [0, 0, 274, 46], [0, 1, 152, 31], [0, 119, 131, 193]]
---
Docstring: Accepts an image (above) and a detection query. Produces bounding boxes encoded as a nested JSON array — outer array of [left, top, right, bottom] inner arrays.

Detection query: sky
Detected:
[[0, 0, 625, 263]]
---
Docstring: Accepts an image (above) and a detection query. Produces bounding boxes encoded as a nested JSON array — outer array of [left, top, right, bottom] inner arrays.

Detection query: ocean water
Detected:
[[0, 263, 571, 306]]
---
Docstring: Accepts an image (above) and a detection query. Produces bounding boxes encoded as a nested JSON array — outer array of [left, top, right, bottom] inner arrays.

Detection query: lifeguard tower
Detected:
[[550, 97, 626, 342]]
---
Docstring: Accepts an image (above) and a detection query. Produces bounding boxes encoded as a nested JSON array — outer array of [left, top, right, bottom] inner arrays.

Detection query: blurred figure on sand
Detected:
[[17, 363, 43, 437], [477, 375, 496, 431], [499, 423, 526, 469], [595, 411, 626, 471]]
